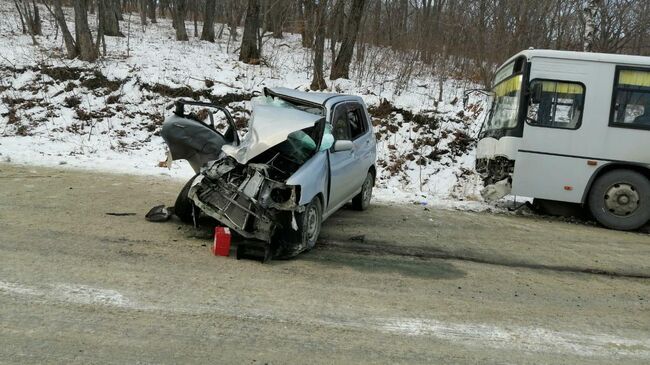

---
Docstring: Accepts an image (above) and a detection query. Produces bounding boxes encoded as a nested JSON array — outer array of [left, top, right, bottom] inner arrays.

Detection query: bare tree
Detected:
[[584, 0, 601, 51], [330, 0, 366, 79], [73, 0, 97, 61], [310, 0, 329, 90], [14, 0, 41, 44], [45, 0, 77, 58], [328, 0, 345, 60], [139, 0, 148, 26], [239, 0, 260, 64], [171, 0, 189, 41], [148, 0, 157, 23], [269, 0, 287, 38], [201, 0, 217, 42], [100, 0, 123, 36], [300, 0, 315, 48]]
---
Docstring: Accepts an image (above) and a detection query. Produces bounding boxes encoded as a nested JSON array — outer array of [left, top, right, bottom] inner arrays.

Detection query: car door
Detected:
[[347, 103, 374, 189], [327, 103, 358, 210]]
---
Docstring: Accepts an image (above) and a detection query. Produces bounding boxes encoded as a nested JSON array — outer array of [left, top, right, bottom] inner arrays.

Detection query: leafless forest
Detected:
[[12, 0, 650, 88]]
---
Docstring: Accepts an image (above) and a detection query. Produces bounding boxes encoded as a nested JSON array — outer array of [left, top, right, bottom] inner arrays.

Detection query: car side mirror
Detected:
[[333, 140, 353, 152], [530, 83, 543, 104]]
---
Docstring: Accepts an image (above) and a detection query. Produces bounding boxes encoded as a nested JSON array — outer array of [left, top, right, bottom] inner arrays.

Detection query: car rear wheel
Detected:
[[352, 172, 374, 211], [174, 175, 198, 224], [588, 169, 650, 231]]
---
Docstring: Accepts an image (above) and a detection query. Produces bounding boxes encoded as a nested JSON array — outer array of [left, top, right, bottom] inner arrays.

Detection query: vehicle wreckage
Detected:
[[161, 88, 377, 260]]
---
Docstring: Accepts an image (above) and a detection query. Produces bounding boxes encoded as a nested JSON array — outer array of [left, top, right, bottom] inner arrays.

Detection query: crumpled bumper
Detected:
[[188, 156, 302, 243]]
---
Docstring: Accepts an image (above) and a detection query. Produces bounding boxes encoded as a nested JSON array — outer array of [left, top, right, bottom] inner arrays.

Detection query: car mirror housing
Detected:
[[333, 140, 353, 152]]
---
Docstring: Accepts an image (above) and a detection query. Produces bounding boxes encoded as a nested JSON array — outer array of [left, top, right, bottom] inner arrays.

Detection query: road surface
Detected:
[[1, 163, 649, 364]]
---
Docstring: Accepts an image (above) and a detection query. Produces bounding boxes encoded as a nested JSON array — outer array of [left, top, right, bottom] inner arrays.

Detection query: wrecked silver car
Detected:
[[162, 88, 377, 259]]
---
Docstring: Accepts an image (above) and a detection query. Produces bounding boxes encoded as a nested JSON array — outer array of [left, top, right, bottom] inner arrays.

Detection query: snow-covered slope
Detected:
[[0, 2, 489, 209]]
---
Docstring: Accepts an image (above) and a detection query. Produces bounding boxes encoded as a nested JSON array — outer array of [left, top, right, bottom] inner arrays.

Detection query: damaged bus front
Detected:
[[475, 55, 528, 202]]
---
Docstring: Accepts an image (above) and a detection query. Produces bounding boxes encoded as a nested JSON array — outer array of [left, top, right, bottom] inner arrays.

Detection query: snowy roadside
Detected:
[[0, 2, 493, 211]]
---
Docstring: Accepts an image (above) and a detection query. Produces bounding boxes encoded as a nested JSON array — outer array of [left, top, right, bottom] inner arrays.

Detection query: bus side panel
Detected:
[[511, 152, 601, 203]]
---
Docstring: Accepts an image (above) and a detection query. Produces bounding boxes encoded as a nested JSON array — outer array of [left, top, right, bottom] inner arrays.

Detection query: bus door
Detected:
[[512, 79, 589, 203]]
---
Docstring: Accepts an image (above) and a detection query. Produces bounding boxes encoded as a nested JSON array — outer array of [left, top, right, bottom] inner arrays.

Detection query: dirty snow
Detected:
[[0, 2, 493, 210], [2, 279, 648, 359]]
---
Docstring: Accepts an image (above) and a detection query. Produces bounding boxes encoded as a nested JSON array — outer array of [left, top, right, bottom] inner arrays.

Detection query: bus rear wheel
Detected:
[[588, 169, 650, 231]]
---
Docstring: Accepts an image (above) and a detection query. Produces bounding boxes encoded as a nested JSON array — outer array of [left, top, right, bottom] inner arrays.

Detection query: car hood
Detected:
[[222, 98, 322, 164]]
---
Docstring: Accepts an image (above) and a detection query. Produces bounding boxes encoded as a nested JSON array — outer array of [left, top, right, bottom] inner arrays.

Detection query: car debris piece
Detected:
[[145, 205, 174, 222]]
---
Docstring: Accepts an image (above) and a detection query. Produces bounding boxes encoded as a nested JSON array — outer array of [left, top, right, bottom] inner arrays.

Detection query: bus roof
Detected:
[[502, 49, 650, 69]]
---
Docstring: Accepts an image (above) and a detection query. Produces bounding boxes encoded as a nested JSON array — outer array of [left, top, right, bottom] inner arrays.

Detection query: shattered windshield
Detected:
[[222, 96, 324, 164], [484, 74, 523, 132], [252, 95, 332, 152]]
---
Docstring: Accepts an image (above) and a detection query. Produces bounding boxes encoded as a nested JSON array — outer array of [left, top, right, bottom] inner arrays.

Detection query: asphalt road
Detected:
[[1, 163, 649, 364]]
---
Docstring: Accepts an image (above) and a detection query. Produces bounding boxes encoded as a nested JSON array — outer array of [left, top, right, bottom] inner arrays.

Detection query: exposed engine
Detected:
[[475, 156, 515, 186], [187, 126, 323, 259]]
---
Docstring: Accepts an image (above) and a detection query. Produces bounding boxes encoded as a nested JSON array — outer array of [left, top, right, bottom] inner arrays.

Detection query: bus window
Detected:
[[611, 68, 650, 129], [527, 80, 585, 129]]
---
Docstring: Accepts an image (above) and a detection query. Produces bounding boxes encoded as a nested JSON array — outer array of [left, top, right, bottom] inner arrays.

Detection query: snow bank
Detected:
[[0, 2, 491, 210]]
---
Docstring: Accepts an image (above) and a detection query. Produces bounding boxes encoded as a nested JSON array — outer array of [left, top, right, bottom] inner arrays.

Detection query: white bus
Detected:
[[476, 49, 650, 231]]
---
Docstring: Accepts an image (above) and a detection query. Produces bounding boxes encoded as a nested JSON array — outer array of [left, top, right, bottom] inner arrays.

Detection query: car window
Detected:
[[332, 108, 351, 140], [348, 107, 367, 139]]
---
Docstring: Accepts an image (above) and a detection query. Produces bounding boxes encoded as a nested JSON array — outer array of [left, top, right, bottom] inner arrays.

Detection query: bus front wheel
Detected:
[[588, 169, 650, 231]]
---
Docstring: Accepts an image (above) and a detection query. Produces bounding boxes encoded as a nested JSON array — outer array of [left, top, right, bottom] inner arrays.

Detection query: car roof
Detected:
[[264, 87, 358, 107]]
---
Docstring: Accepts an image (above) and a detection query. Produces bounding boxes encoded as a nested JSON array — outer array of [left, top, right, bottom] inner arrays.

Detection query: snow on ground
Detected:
[[0, 1, 493, 210]]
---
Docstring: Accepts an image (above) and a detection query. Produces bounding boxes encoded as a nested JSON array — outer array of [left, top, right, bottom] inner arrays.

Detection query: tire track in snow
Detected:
[[1, 280, 649, 359]]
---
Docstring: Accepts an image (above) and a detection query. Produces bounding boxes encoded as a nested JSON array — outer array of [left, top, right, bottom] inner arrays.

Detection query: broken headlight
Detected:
[[271, 187, 293, 204]]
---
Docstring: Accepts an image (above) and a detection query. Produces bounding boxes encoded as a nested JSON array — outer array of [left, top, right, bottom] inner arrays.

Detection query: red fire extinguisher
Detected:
[[212, 227, 231, 256]]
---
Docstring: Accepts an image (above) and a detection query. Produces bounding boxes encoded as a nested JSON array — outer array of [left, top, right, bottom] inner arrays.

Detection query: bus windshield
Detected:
[[484, 74, 523, 133]]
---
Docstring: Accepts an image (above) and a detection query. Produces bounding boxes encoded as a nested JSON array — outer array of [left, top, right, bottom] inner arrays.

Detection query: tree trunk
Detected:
[[300, 0, 315, 48], [148, 0, 157, 23], [270, 0, 285, 38], [139, 0, 148, 26], [115, 0, 123, 20], [101, 0, 123, 36], [51, 0, 77, 58], [330, 0, 365, 80], [310, 0, 328, 90], [200, 0, 216, 42], [328, 0, 345, 60], [73, 0, 98, 62], [239, 0, 260, 64], [96, 0, 106, 55], [227, 6, 238, 42], [14, 0, 27, 34], [583, 0, 600, 52], [172, 0, 189, 41], [31, 0, 42, 35]]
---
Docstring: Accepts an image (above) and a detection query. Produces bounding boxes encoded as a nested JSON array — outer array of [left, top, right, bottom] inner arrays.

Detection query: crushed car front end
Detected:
[[183, 94, 332, 258]]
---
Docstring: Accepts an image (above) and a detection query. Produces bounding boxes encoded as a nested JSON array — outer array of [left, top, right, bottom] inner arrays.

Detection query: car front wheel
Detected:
[[174, 175, 199, 224], [301, 197, 322, 250]]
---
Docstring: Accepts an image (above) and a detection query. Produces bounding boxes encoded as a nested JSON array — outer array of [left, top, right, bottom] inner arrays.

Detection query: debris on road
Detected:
[[145, 205, 174, 222]]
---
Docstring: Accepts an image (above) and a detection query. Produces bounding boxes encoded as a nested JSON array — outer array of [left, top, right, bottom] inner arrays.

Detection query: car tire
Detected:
[[299, 197, 323, 251], [588, 169, 650, 231], [174, 174, 198, 224], [352, 172, 374, 211]]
